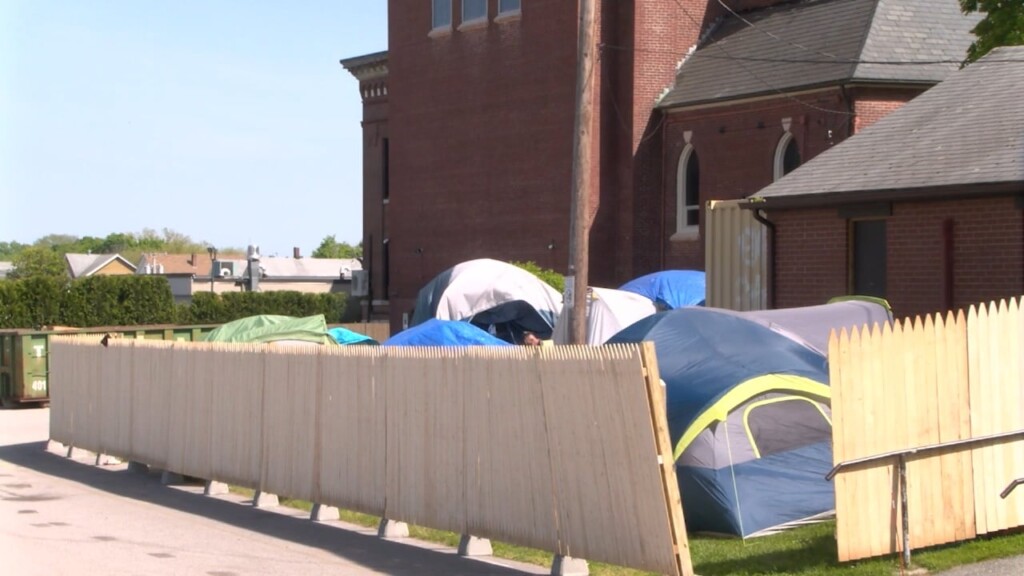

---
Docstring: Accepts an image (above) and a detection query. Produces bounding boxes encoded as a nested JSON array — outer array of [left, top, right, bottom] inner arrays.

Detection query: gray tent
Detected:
[[740, 298, 892, 356]]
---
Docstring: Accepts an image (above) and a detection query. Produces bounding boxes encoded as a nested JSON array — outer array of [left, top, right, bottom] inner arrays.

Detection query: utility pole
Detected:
[[567, 0, 597, 345]]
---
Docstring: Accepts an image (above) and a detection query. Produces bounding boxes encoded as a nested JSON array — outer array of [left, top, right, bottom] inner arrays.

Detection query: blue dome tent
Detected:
[[384, 319, 512, 347], [608, 307, 833, 537], [619, 270, 706, 309]]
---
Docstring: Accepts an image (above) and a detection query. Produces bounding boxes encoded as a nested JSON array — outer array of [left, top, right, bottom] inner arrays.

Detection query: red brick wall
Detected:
[[851, 87, 924, 133], [661, 90, 854, 271], [387, 2, 581, 328], [385, 1, 713, 329], [770, 208, 849, 308], [770, 197, 1024, 320]]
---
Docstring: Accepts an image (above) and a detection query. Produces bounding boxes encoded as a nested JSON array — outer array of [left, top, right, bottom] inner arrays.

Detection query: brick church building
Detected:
[[341, 0, 977, 329]]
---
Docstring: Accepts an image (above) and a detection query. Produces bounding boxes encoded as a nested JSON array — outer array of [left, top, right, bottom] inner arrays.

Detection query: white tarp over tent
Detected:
[[410, 258, 563, 342], [553, 287, 657, 345]]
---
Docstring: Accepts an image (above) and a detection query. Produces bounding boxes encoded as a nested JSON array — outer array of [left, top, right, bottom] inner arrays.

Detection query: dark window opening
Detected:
[[382, 240, 391, 299], [852, 219, 887, 298], [382, 138, 390, 200], [782, 138, 801, 176], [685, 151, 700, 227]]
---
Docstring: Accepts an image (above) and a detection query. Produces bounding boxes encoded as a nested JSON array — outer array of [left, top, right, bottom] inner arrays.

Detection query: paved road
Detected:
[[0, 407, 546, 576], [3, 407, 1021, 576]]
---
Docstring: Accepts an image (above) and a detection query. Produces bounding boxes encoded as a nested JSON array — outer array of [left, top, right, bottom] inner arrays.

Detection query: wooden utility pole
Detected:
[[567, 0, 597, 345]]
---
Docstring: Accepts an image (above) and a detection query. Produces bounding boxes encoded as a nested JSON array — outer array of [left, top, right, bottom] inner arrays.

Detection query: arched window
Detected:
[[676, 145, 700, 233], [773, 132, 801, 181]]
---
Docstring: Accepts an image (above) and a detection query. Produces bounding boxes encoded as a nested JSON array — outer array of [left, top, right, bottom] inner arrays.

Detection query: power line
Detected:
[[601, 42, 1024, 65], [669, 0, 856, 116], [715, 0, 842, 61]]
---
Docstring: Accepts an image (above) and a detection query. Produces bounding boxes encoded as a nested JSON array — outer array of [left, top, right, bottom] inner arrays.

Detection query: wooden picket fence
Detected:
[[829, 297, 1024, 562], [48, 338, 692, 575]]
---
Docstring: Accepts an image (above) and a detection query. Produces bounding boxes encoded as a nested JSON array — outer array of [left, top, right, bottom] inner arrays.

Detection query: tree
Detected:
[[312, 235, 362, 259], [8, 247, 68, 280], [960, 0, 1024, 63], [0, 241, 28, 260]]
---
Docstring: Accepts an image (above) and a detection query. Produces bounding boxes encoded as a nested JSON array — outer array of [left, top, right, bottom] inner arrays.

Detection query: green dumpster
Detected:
[[0, 324, 219, 407]]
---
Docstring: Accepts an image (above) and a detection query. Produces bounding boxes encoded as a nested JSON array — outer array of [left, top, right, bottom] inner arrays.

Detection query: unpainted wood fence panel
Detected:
[[260, 346, 321, 502], [832, 298, 1024, 562], [47, 339, 692, 576], [318, 348, 387, 515]]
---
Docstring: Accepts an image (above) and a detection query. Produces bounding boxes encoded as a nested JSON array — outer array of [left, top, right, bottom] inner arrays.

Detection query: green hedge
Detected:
[[0, 275, 352, 329]]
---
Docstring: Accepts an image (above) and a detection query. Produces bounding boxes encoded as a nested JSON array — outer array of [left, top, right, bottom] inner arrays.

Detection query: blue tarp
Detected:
[[327, 326, 378, 346], [619, 270, 706, 309], [608, 307, 833, 537], [383, 319, 512, 347]]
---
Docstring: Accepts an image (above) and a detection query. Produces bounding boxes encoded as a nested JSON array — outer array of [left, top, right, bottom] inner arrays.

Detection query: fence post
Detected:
[[898, 455, 911, 569]]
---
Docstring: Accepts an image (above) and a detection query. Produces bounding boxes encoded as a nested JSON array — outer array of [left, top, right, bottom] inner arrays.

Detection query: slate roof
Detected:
[[750, 46, 1024, 205], [65, 254, 137, 278], [658, 0, 980, 109], [251, 257, 363, 281]]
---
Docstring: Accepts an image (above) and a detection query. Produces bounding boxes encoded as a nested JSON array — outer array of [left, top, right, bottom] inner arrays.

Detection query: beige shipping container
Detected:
[[704, 199, 768, 311]]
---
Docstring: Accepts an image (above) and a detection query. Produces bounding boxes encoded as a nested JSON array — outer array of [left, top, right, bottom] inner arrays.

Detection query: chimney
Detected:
[[190, 252, 196, 266], [294, 247, 301, 259]]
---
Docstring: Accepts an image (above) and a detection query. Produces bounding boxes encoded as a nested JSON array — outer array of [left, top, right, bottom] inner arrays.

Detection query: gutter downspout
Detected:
[[751, 205, 776, 309]]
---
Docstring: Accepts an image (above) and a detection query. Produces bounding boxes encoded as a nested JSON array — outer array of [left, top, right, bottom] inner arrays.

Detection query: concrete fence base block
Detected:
[[377, 518, 409, 539], [310, 503, 339, 522], [551, 555, 589, 576], [94, 453, 121, 466], [160, 471, 185, 485], [45, 439, 61, 452], [253, 491, 279, 508], [458, 535, 493, 557], [127, 461, 149, 474], [204, 481, 229, 496]]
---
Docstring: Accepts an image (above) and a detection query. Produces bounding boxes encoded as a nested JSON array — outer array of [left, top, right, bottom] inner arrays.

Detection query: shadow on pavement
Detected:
[[0, 440, 541, 576]]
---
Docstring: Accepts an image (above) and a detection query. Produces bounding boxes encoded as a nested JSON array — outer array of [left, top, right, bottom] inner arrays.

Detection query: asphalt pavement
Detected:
[[0, 406, 546, 576], [2, 407, 1021, 576]]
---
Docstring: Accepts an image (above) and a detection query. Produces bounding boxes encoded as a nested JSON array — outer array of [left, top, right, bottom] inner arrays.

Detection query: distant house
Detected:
[[137, 252, 248, 303], [136, 251, 362, 302], [747, 47, 1024, 319], [247, 256, 362, 294], [0, 262, 13, 279], [65, 254, 136, 279]]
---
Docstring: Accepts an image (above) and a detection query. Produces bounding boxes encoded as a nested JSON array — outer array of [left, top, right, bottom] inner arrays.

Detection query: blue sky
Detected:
[[0, 1, 387, 256]]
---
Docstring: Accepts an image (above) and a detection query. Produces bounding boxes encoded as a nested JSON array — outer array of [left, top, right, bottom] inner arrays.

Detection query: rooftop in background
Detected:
[[65, 254, 137, 278], [659, 0, 980, 108], [250, 256, 363, 281], [0, 262, 13, 279], [751, 46, 1024, 205]]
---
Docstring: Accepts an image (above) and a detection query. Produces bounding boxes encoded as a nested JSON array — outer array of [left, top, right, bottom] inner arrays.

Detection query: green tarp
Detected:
[[201, 314, 332, 345]]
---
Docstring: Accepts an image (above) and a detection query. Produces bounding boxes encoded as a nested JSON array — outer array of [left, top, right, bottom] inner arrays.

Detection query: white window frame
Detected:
[[460, 0, 487, 25], [431, 0, 452, 33], [674, 144, 700, 239], [774, 132, 797, 182]]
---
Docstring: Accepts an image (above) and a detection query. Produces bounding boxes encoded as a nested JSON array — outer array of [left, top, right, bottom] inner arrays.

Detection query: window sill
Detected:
[[494, 11, 521, 23], [670, 228, 701, 242], [457, 18, 487, 32], [428, 25, 452, 38]]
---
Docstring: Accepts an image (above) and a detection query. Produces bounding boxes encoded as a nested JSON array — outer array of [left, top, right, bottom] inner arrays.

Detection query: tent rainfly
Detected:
[[609, 307, 834, 538], [410, 258, 563, 344]]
